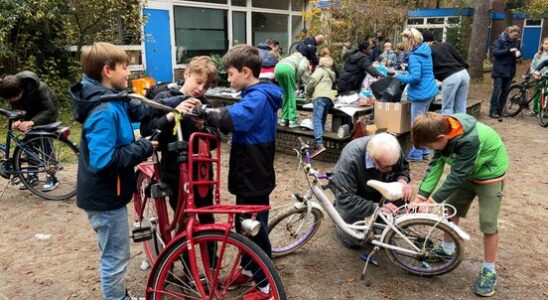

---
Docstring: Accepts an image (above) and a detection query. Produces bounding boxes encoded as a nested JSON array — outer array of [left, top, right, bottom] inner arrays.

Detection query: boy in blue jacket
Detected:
[[70, 42, 154, 300], [192, 44, 283, 300]]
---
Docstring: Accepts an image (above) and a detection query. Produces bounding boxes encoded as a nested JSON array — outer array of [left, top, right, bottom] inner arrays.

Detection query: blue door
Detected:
[[521, 27, 541, 59], [144, 9, 172, 82]]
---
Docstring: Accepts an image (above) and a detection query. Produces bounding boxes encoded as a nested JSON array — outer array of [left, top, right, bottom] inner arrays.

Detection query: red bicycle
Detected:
[[110, 93, 286, 299]]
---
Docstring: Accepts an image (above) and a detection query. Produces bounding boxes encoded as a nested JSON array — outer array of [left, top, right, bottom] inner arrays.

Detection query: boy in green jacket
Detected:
[[411, 112, 508, 297]]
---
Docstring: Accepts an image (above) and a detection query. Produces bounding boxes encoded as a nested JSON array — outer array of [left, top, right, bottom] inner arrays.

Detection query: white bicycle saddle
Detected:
[[366, 180, 404, 201]]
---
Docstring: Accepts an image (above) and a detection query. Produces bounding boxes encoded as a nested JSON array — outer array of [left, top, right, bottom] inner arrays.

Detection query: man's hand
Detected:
[[381, 202, 400, 215], [398, 179, 412, 201], [11, 120, 21, 130], [15, 121, 34, 132]]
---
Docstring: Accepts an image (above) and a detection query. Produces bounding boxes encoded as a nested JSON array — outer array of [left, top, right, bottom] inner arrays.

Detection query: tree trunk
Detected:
[[467, 0, 491, 80]]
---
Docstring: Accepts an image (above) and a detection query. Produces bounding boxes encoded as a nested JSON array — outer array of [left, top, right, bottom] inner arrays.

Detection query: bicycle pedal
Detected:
[[359, 252, 379, 266], [131, 226, 153, 242]]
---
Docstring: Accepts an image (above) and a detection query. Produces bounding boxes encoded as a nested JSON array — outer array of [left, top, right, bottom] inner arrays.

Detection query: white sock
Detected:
[[442, 241, 455, 253], [242, 269, 253, 277], [259, 284, 270, 294], [483, 262, 496, 272]]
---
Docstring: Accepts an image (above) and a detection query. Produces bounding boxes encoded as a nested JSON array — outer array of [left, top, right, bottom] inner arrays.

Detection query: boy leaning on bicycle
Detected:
[[410, 112, 509, 297]]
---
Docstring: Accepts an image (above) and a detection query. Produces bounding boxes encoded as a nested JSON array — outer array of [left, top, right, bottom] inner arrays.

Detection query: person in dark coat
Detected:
[[297, 34, 325, 68], [337, 41, 384, 95], [489, 26, 522, 119]]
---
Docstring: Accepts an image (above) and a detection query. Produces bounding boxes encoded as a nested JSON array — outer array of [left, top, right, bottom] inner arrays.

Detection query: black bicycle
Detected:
[[504, 71, 536, 117], [0, 108, 79, 200]]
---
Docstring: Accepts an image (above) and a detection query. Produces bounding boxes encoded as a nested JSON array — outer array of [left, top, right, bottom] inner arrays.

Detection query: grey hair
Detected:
[[366, 133, 401, 165]]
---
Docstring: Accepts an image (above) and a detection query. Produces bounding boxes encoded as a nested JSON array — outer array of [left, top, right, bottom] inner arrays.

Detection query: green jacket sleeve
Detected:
[[418, 151, 445, 199]]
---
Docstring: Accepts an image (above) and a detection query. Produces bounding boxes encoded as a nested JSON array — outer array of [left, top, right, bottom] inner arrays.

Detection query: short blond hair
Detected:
[[81, 42, 129, 82], [401, 28, 423, 52], [319, 56, 333, 68], [507, 25, 521, 34], [384, 42, 392, 48], [185, 56, 218, 87]]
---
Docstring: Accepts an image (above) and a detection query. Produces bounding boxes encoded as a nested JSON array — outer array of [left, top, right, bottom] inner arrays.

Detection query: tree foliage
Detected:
[[510, 0, 548, 18]]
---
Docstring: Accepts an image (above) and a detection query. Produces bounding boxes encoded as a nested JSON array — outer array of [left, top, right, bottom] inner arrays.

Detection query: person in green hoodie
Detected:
[[305, 56, 337, 158], [410, 112, 508, 298]]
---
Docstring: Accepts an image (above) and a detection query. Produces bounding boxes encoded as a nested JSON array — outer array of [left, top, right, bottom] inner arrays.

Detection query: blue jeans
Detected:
[[86, 206, 130, 300], [312, 97, 333, 146], [489, 77, 512, 115], [408, 98, 433, 159], [441, 69, 470, 115]]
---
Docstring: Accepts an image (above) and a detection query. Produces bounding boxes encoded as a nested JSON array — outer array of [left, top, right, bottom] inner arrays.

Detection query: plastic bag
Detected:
[[370, 77, 404, 102]]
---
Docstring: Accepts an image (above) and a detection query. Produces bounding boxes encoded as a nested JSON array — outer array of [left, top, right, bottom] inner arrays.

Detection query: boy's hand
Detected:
[[150, 141, 159, 149], [176, 99, 201, 114], [533, 70, 542, 79]]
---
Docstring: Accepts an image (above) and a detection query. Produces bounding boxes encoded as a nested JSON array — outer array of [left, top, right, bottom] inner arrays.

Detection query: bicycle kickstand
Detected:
[[360, 246, 380, 280], [0, 179, 12, 200]]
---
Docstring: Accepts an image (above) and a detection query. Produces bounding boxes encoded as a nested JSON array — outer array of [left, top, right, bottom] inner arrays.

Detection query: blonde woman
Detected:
[[489, 25, 521, 118], [394, 28, 438, 162]]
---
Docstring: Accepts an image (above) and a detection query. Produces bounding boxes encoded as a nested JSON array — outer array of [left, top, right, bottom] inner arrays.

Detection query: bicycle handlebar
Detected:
[[97, 92, 178, 113]]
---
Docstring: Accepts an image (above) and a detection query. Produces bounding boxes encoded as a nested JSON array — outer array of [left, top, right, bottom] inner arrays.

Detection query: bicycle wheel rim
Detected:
[[269, 207, 321, 256], [504, 86, 524, 117], [133, 172, 163, 263], [384, 219, 463, 276], [149, 230, 286, 300], [15, 136, 78, 200]]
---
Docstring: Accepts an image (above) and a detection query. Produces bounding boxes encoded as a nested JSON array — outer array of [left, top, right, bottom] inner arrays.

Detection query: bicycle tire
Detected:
[[383, 218, 464, 277], [504, 84, 525, 117], [147, 230, 287, 300], [538, 92, 548, 127], [133, 171, 163, 264], [14, 135, 79, 201], [268, 206, 322, 257]]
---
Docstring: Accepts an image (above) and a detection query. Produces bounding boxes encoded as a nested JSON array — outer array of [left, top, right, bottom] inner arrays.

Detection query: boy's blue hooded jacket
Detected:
[[70, 76, 153, 211], [396, 43, 439, 101]]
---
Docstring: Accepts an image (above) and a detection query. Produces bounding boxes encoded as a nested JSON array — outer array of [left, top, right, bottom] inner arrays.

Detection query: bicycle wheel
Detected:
[[268, 206, 323, 257], [147, 230, 287, 300], [14, 135, 78, 201], [133, 171, 164, 264], [383, 218, 464, 277], [504, 84, 525, 117], [538, 92, 548, 127]]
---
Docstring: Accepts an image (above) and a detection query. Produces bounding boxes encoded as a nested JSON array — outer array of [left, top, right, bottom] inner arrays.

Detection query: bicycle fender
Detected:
[[381, 214, 470, 242]]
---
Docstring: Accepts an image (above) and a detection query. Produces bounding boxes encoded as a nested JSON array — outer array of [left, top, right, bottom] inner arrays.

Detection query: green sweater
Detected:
[[418, 114, 509, 202], [279, 52, 310, 86]]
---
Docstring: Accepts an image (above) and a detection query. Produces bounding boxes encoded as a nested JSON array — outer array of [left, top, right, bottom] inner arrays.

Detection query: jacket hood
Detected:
[[348, 50, 367, 64], [242, 82, 283, 110], [15, 71, 40, 95], [320, 66, 336, 82], [411, 43, 431, 58], [70, 75, 116, 124], [257, 44, 272, 51], [451, 113, 477, 135]]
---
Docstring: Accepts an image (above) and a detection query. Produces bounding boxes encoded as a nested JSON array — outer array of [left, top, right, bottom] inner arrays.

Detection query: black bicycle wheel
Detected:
[[383, 218, 464, 277], [539, 92, 548, 127], [504, 84, 525, 117], [14, 135, 79, 200], [148, 230, 287, 300], [268, 206, 323, 257]]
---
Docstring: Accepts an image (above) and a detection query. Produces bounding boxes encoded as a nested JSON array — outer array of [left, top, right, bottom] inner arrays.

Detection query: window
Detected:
[[252, 0, 290, 10], [292, 15, 303, 43], [252, 12, 288, 51], [191, 0, 227, 4], [447, 17, 460, 24], [407, 18, 424, 25], [292, 0, 305, 11], [232, 11, 246, 45], [525, 19, 541, 26], [418, 28, 443, 42], [231, 0, 246, 6], [426, 17, 445, 25], [174, 7, 228, 64]]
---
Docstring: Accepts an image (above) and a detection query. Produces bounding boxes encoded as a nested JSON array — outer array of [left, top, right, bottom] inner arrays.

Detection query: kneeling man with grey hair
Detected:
[[330, 133, 412, 248]]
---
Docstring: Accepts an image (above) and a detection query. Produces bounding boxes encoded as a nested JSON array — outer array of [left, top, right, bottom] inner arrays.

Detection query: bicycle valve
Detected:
[[241, 219, 261, 237]]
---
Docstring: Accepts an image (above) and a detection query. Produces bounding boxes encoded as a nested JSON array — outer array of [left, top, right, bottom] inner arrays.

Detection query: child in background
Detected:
[[192, 44, 283, 300], [379, 42, 397, 67], [275, 51, 310, 127], [529, 37, 548, 115], [306, 56, 337, 158], [395, 42, 407, 70]]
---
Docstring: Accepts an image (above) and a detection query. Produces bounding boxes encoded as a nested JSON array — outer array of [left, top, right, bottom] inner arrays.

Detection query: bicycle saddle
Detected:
[[366, 180, 404, 201], [0, 108, 26, 120], [28, 121, 62, 132]]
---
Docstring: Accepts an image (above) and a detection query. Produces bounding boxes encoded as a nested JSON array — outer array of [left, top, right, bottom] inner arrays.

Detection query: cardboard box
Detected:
[[374, 101, 411, 134]]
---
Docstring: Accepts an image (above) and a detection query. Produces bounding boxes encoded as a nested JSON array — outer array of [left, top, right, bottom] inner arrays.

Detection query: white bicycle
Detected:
[[268, 138, 470, 277]]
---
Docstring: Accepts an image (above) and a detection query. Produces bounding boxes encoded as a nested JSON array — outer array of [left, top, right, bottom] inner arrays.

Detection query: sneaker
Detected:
[[42, 176, 59, 192], [243, 286, 273, 300], [311, 145, 326, 159], [277, 119, 288, 127], [19, 174, 38, 190], [427, 245, 455, 263], [474, 267, 497, 297], [288, 120, 300, 128], [221, 267, 253, 289], [124, 290, 145, 300], [489, 113, 501, 119], [528, 109, 538, 116]]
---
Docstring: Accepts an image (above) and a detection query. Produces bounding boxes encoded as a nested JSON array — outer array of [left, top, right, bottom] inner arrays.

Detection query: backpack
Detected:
[[144, 82, 173, 99]]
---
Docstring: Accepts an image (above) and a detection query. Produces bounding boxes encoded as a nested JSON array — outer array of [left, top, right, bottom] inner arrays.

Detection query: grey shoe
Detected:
[[42, 176, 59, 192], [19, 174, 38, 190]]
